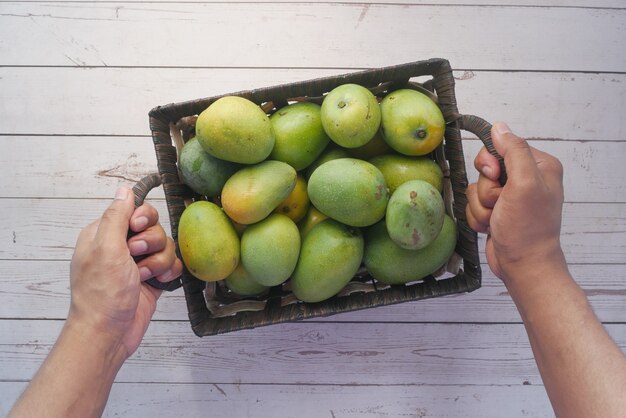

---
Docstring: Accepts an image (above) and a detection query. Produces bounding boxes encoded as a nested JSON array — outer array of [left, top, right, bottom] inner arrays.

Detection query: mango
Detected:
[[363, 215, 457, 285], [348, 130, 392, 160], [385, 180, 444, 250], [308, 158, 389, 227], [221, 160, 297, 225], [225, 263, 269, 296], [369, 154, 443, 194], [291, 220, 364, 303], [240, 214, 301, 286], [195, 96, 275, 164], [380, 89, 445, 156], [178, 201, 239, 282], [321, 84, 381, 148], [273, 174, 310, 223], [270, 102, 330, 170], [305, 146, 350, 180], [297, 205, 328, 240], [178, 136, 239, 197]]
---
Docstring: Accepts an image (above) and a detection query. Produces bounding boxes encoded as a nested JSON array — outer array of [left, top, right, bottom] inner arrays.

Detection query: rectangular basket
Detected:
[[148, 58, 485, 337]]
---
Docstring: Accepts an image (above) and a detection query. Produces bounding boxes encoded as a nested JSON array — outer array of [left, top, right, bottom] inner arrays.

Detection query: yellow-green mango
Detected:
[[195, 96, 275, 164], [221, 160, 297, 225], [178, 201, 239, 282], [305, 146, 350, 179], [363, 215, 457, 285], [307, 158, 389, 227], [241, 214, 301, 287], [225, 263, 269, 297], [369, 154, 443, 194], [291, 219, 363, 303], [386, 180, 444, 250]]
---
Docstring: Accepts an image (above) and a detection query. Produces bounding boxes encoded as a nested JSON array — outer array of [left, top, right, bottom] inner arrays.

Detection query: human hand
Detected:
[[69, 187, 183, 359], [465, 122, 566, 284]]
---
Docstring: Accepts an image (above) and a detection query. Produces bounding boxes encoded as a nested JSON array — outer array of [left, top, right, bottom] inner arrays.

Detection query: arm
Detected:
[[9, 187, 183, 418], [466, 123, 626, 418]]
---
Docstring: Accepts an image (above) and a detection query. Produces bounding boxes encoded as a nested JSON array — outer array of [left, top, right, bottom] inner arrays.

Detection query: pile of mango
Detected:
[[177, 84, 457, 303]]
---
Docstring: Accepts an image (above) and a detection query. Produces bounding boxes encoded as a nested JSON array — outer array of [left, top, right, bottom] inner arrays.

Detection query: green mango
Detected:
[[178, 201, 239, 282], [363, 215, 457, 285], [195, 96, 275, 164], [221, 160, 297, 225], [178, 136, 239, 197], [241, 214, 301, 287], [307, 158, 389, 227], [369, 154, 443, 194], [291, 219, 364, 303], [305, 146, 351, 180], [225, 263, 269, 297], [385, 179, 444, 250]]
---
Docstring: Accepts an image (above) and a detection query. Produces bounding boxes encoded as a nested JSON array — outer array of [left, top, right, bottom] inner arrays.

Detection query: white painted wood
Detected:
[[1, 381, 554, 418], [1, 4, 624, 71], [1, 320, 624, 384], [2, 68, 624, 140], [1, 199, 624, 263], [2, 260, 625, 323], [3, 136, 625, 202]]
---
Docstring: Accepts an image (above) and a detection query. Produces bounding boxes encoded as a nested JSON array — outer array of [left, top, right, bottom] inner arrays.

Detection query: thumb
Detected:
[[491, 122, 538, 182], [95, 187, 135, 243]]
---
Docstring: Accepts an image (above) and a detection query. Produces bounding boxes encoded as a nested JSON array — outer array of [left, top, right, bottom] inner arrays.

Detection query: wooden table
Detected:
[[1, 1, 625, 416]]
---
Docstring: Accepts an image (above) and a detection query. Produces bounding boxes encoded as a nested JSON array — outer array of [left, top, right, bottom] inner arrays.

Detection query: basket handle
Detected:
[[459, 115, 508, 186], [128, 173, 183, 292]]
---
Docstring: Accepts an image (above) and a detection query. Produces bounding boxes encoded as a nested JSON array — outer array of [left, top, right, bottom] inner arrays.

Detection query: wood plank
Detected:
[[1, 199, 624, 263], [0, 381, 554, 418], [3, 136, 625, 202], [0, 319, 624, 385], [0, 4, 624, 71], [2, 260, 624, 323], [1, 67, 625, 140], [8, 0, 621, 7]]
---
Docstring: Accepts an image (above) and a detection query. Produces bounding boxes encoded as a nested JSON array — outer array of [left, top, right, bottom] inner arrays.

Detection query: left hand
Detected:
[[68, 187, 183, 358]]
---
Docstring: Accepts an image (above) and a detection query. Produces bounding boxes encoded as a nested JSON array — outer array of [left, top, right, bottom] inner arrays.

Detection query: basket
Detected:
[[138, 58, 504, 337]]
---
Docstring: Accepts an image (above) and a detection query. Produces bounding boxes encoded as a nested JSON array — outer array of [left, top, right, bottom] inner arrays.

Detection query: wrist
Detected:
[[64, 313, 129, 369]]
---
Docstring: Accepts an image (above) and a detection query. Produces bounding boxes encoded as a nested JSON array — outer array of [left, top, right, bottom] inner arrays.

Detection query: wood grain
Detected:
[[1, 4, 624, 71], [1, 381, 554, 418], [1, 68, 624, 139], [1, 320, 624, 385], [2, 260, 625, 323]]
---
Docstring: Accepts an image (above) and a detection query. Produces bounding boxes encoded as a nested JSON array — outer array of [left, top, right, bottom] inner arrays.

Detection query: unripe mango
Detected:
[[241, 214, 301, 287], [178, 136, 239, 197], [308, 158, 389, 227], [369, 154, 443, 194], [221, 160, 297, 225], [364, 215, 457, 285], [196, 96, 275, 164], [178, 201, 239, 282], [291, 219, 364, 303], [386, 180, 444, 250], [225, 263, 269, 297]]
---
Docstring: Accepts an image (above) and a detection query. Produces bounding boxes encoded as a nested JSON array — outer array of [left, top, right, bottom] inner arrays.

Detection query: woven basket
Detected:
[[137, 58, 503, 337]]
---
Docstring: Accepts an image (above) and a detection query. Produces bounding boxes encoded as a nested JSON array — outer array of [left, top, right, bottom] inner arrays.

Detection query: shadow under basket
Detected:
[[144, 58, 496, 337]]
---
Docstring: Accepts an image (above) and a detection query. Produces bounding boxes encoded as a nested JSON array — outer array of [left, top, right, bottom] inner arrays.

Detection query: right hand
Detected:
[[465, 122, 566, 284]]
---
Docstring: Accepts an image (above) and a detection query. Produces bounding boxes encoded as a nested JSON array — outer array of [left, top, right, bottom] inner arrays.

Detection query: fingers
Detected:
[[135, 237, 181, 282], [491, 122, 539, 183], [466, 183, 491, 233], [128, 224, 167, 257], [474, 146, 501, 182], [130, 203, 159, 233], [95, 187, 135, 244]]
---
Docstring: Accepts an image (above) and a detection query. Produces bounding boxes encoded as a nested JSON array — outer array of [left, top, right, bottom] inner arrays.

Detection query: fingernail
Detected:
[[129, 240, 148, 255], [481, 165, 494, 179], [494, 122, 511, 136], [139, 266, 152, 280], [133, 216, 149, 230], [115, 187, 129, 201]]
